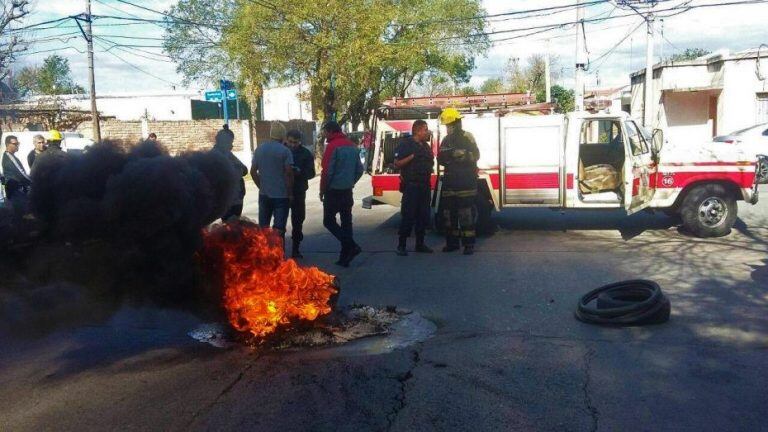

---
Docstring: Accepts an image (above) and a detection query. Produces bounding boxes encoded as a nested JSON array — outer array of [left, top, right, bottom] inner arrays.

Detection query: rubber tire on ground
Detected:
[[679, 183, 737, 238], [576, 280, 671, 326]]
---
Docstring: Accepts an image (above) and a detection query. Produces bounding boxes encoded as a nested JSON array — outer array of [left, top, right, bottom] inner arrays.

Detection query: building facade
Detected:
[[631, 48, 768, 144]]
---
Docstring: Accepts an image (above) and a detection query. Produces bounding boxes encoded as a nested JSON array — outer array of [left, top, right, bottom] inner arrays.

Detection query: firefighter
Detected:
[[394, 119, 434, 256], [437, 108, 480, 255]]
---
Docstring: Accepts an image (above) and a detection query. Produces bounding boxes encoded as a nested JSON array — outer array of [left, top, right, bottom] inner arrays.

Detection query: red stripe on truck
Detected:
[[655, 171, 756, 189], [489, 173, 560, 189]]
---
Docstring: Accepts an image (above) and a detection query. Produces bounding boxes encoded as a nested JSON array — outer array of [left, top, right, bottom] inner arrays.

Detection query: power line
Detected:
[[93, 39, 180, 86], [111, 0, 221, 29]]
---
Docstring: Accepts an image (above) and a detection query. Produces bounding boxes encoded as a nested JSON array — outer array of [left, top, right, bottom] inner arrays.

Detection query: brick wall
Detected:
[[77, 119, 252, 154]]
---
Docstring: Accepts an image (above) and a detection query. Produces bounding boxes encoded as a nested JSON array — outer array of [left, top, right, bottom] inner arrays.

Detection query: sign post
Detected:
[[205, 82, 238, 122]]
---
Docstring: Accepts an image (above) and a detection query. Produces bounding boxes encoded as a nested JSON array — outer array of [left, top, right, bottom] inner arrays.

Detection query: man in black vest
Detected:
[[394, 120, 435, 256]]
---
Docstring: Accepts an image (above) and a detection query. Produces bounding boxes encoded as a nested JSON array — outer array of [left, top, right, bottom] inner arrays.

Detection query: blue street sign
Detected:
[[205, 90, 222, 101], [204, 89, 237, 102]]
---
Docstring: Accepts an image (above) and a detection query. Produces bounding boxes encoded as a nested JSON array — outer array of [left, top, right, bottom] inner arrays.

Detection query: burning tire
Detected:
[[679, 184, 737, 238]]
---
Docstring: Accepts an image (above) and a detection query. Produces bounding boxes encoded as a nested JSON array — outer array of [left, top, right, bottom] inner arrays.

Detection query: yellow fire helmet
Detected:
[[48, 129, 63, 141], [439, 107, 463, 125]]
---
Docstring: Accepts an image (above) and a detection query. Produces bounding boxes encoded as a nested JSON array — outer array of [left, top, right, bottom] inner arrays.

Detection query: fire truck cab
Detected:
[[369, 108, 763, 238]]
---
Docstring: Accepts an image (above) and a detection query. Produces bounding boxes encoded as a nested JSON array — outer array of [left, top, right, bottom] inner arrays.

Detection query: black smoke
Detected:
[[0, 139, 238, 336]]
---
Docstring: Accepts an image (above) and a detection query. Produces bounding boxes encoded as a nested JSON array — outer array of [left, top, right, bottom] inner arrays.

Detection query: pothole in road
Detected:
[[188, 305, 437, 356]]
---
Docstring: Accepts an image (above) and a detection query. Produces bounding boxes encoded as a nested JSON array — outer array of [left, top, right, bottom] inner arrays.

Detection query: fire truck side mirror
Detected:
[[652, 129, 664, 155]]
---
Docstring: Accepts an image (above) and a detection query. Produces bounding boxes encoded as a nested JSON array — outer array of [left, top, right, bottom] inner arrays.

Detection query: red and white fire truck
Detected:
[[367, 97, 764, 238]]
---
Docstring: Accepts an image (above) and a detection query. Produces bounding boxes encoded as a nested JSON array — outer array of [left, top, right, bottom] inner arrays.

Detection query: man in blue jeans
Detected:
[[320, 121, 364, 267], [252, 122, 294, 247]]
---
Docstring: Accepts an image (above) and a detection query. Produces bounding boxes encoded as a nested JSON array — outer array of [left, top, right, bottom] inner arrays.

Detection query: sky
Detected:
[[11, 0, 768, 95]]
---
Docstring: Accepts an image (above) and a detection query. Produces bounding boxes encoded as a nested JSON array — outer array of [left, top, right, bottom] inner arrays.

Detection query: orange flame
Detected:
[[201, 222, 337, 338]]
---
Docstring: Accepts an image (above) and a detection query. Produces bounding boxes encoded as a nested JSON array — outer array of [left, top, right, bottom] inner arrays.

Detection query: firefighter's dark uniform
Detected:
[[438, 128, 480, 250], [395, 136, 434, 246]]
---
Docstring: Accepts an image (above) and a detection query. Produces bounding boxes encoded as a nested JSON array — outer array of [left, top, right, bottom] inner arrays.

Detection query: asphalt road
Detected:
[[2, 178, 767, 431]]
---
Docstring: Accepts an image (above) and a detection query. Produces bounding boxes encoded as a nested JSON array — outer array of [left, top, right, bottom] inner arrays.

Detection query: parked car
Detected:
[[713, 123, 768, 182]]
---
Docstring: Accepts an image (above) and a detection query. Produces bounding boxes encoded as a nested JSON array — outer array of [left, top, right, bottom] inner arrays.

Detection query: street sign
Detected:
[[205, 90, 222, 101], [204, 89, 237, 101]]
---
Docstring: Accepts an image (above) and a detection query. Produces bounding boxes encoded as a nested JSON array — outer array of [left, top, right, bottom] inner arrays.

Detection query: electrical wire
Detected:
[[93, 39, 180, 86]]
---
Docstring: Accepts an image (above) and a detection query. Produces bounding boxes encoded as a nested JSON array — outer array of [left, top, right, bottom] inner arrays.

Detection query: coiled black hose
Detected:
[[575, 280, 671, 326]]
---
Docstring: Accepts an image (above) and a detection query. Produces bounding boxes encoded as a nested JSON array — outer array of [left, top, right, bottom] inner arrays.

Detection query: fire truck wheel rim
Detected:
[[757, 162, 768, 183], [698, 196, 728, 227]]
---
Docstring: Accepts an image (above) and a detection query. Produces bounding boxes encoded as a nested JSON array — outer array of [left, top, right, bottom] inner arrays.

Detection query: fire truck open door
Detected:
[[623, 120, 657, 215]]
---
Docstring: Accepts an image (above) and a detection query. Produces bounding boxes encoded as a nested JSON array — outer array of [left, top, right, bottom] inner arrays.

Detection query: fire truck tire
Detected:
[[679, 184, 737, 238]]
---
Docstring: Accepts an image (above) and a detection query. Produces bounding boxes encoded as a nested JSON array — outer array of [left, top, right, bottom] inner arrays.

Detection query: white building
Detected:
[[262, 84, 312, 121], [67, 91, 204, 121], [630, 48, 768, 144]]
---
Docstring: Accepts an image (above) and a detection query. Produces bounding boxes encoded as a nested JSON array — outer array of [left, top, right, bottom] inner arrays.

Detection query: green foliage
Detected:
[[505, 54, 559, 96], [14, 55, 85, 96], [549, 85, 574, 113], [669, 48, 712, 62], [163, 0, 236, 86], [164, 0, 487, 126], [479, 77, 504, 94]]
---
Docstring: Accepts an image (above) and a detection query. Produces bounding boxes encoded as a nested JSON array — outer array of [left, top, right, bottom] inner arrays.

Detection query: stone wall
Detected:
[[77, 119, 253, 154]]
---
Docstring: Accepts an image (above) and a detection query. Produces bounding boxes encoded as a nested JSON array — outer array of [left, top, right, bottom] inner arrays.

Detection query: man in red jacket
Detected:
[[320, 121, 364, 267]]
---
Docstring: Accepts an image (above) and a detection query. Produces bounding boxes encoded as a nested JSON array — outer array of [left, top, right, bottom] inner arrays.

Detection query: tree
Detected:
[[458, 85, 477, 96], [0, 0, 31, 80], [14, 55, 85, 96], [164, 0, 487, 128], [163, 0, 236, 86], [548, 85, 574, 113], [669, 48, 711, 62], [479, 77, 504, 94], [504, 54, 560, 96]]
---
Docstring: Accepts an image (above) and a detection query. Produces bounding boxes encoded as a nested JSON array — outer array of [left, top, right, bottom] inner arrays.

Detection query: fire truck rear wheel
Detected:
[[680, 184, 737, 238]]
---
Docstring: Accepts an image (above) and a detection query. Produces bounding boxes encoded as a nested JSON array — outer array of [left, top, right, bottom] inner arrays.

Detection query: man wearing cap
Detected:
[[251, 122, 294, 245], [437, 108, 480, 255], [320, 121, 364, 267]]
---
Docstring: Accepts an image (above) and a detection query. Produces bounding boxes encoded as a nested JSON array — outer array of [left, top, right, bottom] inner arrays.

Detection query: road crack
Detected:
[[184, 362, 254, 429], [385, 348, 421, 431], [582, 347, 599, 432]]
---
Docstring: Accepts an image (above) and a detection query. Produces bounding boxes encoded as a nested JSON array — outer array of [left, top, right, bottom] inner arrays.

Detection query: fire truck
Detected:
[[367, 95, 764, 238]]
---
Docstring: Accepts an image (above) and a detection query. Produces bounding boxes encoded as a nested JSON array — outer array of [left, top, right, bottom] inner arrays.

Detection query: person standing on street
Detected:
[[2, 135, 32, 202], [27, 134, 46, 169], [285, 129, 315, 258], [252, 122, 294, 245], [437, 108, 480, 255], [320, 121, 364, 267], [394, 120, 434, 256], [213, 126, 248, 221]]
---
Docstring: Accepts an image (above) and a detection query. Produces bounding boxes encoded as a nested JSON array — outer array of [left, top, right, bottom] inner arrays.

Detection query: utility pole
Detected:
[[545, 39, 551, 104], [574, 0, 586, 111], [643, 13, 655, 127], [84, 0, 100, 141]]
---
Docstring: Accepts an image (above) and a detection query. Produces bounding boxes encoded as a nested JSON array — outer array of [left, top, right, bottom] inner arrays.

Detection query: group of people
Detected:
[[2, 111, 479, 265], [1, 131, 65, 204], [250, 121, 363, 267]]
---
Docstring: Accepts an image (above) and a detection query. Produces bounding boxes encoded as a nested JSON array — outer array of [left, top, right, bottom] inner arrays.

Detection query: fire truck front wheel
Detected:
[[680, 184, 738, 238]]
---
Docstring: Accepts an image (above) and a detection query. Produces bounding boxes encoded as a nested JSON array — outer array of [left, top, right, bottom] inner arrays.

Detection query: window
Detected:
[[580, 120, 622, 146], [624, 121, 649, 156]]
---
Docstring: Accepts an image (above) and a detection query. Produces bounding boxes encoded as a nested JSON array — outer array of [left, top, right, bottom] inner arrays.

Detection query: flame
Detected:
[[201, 221, 337, 338]]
